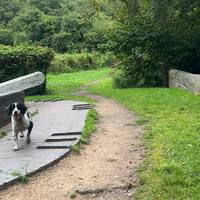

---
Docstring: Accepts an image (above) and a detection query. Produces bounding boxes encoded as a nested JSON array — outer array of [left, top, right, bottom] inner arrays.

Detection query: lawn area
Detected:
[[26, 68, 111, 102], [88, 77, 200, 200], [26, 68, 200, 199]]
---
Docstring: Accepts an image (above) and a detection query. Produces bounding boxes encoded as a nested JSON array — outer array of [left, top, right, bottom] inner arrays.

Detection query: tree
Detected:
[[0, 0, 118, 53], [0, 29, 14, 45], [0, 0, 22, 25], [51, 32, 71, 53], [27, 0, 62, 15], [10, 8, 60, 46], [112, 0, 200, 87]]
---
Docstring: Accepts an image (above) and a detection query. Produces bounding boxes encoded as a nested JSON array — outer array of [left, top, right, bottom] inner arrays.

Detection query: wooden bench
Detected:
[[0, 72, 44, 128]]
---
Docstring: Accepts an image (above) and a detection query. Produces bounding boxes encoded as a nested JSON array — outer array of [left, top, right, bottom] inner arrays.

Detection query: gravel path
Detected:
[[0, 94, 144, 200]]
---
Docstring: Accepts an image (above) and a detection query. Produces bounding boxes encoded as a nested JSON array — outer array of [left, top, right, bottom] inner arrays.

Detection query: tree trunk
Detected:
[[162, 64, 169, 87]]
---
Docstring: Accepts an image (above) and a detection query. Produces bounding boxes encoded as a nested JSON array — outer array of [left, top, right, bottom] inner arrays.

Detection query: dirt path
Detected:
[[0, 94, 144, 200]]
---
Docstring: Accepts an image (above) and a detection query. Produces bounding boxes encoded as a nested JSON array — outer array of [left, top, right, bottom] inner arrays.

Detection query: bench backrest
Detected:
[[0, 72, 44, 95], [0, 72, 45, 127]]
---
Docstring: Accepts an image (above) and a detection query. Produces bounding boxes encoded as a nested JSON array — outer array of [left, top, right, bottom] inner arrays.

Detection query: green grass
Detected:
[[11, 171, 29, 184], [88, 78, 200, 200], [81, 109, 98, 143], [26, 68, 111, 102], [71, 109, 98, 153], [0, 131, 7, 139]]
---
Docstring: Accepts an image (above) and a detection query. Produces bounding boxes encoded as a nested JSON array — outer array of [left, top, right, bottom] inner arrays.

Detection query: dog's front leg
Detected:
[[27, 121, 33, 144], [13, 131, 19, 151]]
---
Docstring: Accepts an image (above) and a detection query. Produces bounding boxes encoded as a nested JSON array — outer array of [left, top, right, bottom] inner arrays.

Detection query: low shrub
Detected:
[[93, 52, 116, 68], [0, 44, 54, 94], [49, 52, 116, 74], [113, 49, 163, 88]]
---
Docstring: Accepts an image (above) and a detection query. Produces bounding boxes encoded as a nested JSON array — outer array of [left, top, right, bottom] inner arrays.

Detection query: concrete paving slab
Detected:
[[0, 100, 90, 190]]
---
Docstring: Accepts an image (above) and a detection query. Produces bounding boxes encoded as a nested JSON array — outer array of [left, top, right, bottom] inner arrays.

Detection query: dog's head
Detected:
[[7, 103, 27, 119]]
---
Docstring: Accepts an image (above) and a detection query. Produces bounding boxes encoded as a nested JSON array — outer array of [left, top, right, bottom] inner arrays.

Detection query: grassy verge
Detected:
[[71, 109, 98, 153], [88, 78, 200, 200], [81, 109, 98, 143], [26, 68, 111, 102], [11, 171, 28, 184]]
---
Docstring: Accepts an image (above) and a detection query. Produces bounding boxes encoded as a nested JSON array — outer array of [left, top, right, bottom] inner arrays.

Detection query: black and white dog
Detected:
[[7, 103, 33, 151]]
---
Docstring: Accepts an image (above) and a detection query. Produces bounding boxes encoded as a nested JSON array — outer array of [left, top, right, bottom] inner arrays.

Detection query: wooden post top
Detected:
[[0, 72, 45, 95]]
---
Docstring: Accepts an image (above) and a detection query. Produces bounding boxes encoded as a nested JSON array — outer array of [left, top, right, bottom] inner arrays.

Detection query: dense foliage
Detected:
[[1, 0, 199, 88], [49, 52, 115, 74], [0, 44, 53, 94], [112, 0, 200, 87], [0, 0, 117, 53], [0, 28, 14, 45]]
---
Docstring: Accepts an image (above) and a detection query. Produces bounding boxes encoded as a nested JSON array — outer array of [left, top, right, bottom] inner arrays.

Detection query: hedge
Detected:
[[0, 45, 54, 94], [48, 52, 116, 74]]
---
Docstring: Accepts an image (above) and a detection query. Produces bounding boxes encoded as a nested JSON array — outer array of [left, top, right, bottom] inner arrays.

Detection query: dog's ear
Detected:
[[18, 103, 27, 115], [7, 104, 14, 116]]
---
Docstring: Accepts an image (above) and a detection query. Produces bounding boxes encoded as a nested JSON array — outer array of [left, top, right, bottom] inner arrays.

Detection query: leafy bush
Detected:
[[0, 29, 14, 45], [13, 32, 29, 45], [93, 52, 117, 68], [49, 53, 95, 73], [0, 44, 54, 94], [113, 49, 163, 88], [51, 32, 70, 53], [49, 52, 116, 74]]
